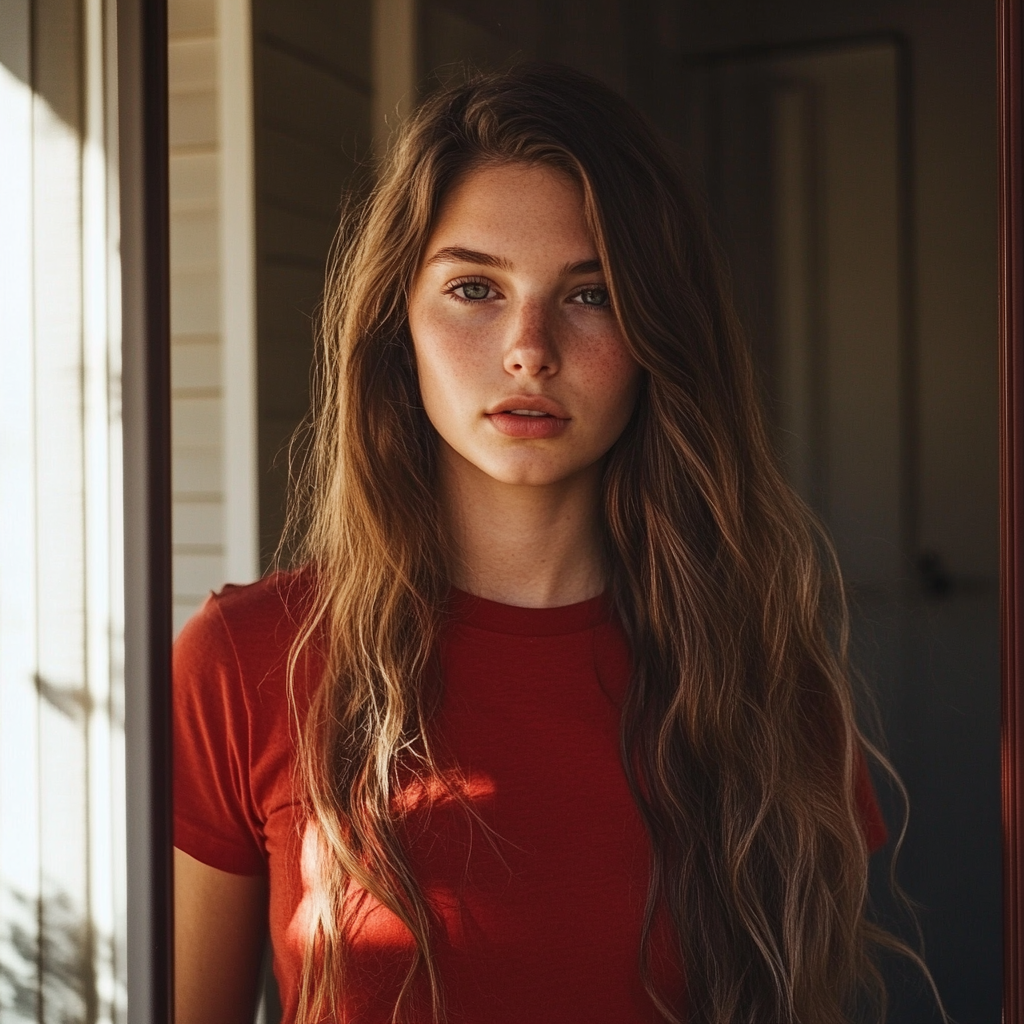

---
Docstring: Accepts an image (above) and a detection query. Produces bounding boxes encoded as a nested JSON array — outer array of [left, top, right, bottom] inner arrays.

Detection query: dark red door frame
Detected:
[[1001, 0, 1024, 1018]]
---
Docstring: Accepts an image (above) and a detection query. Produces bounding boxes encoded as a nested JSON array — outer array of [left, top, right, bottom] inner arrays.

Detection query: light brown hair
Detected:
[[283, 62, 933, 1024]]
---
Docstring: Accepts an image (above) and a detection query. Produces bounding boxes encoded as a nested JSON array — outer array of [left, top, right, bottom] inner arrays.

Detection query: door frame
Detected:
[[999, 0, 1024, 1017], [118, 0, 1024, 1019], [118, 0, 173, 1018]]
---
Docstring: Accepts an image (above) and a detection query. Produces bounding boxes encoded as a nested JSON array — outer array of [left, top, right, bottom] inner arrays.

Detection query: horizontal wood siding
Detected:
[[169, 0, 223, 634], [253, 0, 372, 566]]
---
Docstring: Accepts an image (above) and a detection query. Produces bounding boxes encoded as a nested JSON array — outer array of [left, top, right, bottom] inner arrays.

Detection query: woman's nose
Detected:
[[502, 301, 560, 377]]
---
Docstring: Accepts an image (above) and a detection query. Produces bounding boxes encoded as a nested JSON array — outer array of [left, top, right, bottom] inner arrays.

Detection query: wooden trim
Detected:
[[1001, 0, 1024, 1018], [372, 0, 418, 157], [218, 0, 261, 586], [118, 0, 173, 1016]]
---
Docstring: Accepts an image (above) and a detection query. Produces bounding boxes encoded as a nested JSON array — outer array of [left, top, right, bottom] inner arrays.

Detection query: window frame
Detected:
[[118, 0, 173, 1018]]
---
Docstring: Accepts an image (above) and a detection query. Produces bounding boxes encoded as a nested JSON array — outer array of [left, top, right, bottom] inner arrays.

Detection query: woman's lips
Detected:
[[486, 411, 569, 438]]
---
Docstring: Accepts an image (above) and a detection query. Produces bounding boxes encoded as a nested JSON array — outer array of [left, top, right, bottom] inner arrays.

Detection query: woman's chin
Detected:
[[468, 454, 600, 490]]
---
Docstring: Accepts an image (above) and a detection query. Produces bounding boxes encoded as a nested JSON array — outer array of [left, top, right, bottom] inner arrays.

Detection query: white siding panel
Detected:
[[0, 0, 126, 1016], [174, 500, 226, 546], [169, 37, 217, 90], [82, 0, 126, 1006], [32, 45, 92, 1017], [173, 553, 227, 598], [169, 90, 217, 149], [0, 26, 43, 1021], [170, 152, 218, 209], [372, 0, 416, 156], [170, 8, 224, 641], [170, 0, 260, 634], [219, 0, 261, 585], [173, 446, 222, 495], [172, 338, 222, 388], [171, 269, 219, 333], [173, 395, 223, 447], [171, 209, 219, 269], [169, 0, 215, 36]]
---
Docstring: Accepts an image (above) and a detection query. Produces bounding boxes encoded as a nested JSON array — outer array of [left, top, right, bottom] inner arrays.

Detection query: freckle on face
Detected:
[[407, 162, 642, 488]]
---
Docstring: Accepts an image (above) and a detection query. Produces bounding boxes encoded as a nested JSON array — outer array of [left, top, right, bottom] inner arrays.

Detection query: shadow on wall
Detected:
[[0, 0, 84, 135], [0, 885, 126, 1021], [0, 676, 127, 1019]]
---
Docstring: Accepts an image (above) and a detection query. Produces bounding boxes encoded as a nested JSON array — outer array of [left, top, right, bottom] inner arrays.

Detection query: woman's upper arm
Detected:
[[174, 847, 269, 1024]]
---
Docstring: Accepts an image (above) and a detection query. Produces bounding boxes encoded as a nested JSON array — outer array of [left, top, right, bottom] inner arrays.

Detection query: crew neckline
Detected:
[[449, 587, 611, 636]]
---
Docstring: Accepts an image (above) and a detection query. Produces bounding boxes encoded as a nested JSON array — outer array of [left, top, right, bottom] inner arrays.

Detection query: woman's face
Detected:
[[407, 162, 642, 489]]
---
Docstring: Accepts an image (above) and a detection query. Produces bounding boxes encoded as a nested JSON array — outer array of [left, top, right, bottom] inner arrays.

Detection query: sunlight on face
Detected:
[[407, 162, 642, 489]]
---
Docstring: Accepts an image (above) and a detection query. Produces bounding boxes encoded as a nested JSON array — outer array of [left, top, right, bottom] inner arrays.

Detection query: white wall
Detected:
[[169, 0, 258, 635], [0, 0, 127, 1017]]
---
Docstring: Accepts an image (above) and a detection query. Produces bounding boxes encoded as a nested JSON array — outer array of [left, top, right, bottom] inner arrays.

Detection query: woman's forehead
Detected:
[[423, 162, 598, 271]]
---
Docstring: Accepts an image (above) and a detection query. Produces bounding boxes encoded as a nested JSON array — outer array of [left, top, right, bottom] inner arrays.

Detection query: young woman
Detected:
[[174, 63, 913, 1024]]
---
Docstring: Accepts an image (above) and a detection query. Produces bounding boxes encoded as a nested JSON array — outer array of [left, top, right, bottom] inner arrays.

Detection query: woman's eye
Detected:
[[453, 281, 492, 301], [574, 286, 610, 307]]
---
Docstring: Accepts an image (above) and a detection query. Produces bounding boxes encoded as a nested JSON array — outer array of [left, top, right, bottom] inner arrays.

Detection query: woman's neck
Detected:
[[440, 446, 607, 608]]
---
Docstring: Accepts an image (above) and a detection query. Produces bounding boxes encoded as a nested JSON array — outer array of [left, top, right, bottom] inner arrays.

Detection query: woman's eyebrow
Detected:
[[425, 246, 513, 270], [423, 248, 603, 276], [563, 258, 603, 275]]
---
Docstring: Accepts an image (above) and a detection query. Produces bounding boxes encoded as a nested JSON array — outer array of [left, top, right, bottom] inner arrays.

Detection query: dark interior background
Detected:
[[249, 1, 999, 1020]]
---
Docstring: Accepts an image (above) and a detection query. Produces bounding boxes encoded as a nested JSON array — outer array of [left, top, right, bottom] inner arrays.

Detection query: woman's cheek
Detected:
[[574, 328, 640, 412], [412, 317, 491, 423]]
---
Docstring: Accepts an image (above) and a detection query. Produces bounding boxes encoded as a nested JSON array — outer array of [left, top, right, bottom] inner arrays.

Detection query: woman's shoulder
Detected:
[[173, 569, 318, 873], [215, 565, 314, 623], [174, 567, 319, 691], [180, 565, 312, 637]]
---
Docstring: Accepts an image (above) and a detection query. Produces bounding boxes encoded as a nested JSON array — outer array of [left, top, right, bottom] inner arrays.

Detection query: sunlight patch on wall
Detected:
[[0, 0, 127, 1015]]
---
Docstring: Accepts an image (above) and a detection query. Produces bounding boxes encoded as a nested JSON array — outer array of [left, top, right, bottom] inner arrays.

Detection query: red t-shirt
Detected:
[[173, 572, 886, 1024]]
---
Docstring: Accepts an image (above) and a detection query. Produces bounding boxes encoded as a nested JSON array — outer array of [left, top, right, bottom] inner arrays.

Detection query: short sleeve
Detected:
[[854, 747, 888, 853], [173, 596, 268, 875]]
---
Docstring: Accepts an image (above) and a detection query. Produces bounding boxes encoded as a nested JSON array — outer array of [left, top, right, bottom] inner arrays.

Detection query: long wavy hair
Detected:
[[283, 62, 929, 1024]]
